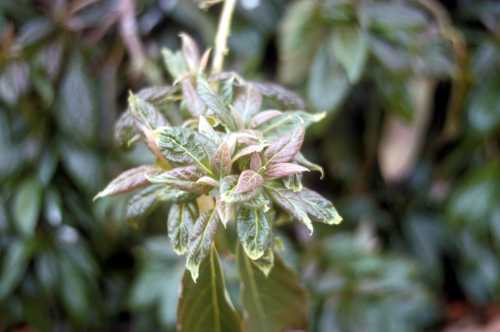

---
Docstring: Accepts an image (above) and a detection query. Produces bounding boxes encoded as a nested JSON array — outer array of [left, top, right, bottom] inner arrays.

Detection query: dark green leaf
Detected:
[[331, 26, 368, 83], [0, 240, 33, 299], [13, 178, 43, 237], [237, 248, 308, 332], [178, 247, 242, 332]]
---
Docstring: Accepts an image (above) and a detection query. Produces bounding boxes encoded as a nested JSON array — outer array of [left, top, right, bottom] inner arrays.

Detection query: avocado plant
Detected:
[[95, 1, 341, 330]]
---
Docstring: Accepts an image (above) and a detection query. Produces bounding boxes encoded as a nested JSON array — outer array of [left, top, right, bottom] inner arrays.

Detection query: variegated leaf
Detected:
[[168, 202, 197, 255], [94, 165, 160, 200], [182, 78, 205, 116], [257, 111, 324, 139], [297, 188, 342, 225], [250, 110, 283, 128], [232, 144, 265, 163], [186, 209, 219, 282], [147, 165, 207, 193], [196, 75, 238, 130], [265, 163, 308, 179], [179, 33, 200, 73], [234, 170, 264, 194], [295, 153, 324, 179], [128, 93, 167, 131], [237, 207, 272, 260], [211, 142, 232, 177], [233, 85, 262, 124], [264, 128, 304, 165]]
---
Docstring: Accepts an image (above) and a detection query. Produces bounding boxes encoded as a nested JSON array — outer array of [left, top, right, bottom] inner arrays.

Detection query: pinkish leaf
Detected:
[[147, 165, 206, 193], [233, 85, 263, 123], [211, 142, 232, 177], [182, 79, 205, 116], [250, 153, 262, 171], [232, 144, 265, 162], [265, 163, 309, 179], [179, 33, 200, 73], [264, 128, 305, 165], [234, 170, 264, 194], [250, 110, 283, 128], [94, 165, 160, 200]]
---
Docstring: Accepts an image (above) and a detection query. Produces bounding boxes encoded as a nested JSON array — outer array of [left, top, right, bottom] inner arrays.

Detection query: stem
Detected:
[[211, 0, 237, 75]]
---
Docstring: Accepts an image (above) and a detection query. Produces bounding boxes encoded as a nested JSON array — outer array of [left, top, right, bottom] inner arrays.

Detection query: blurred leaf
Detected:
[[308, 45, 349, 113], [13, 178, 43, 237], [57, 53, 96, 144], [177, 247, 241, 332], [331, 26, 368, 83], [467, 76, 500, 136], [0, 240, 33, 300], [237, 247, 308, 332]]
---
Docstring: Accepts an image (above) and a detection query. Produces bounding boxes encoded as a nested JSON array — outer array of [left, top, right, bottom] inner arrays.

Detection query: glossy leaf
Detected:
[[94, 165, 160, 200], [237, 207, 272, 260], [168, 203, 197, 255], [178, 247, 242, 332], [237, 248, 308, 332], [186, 209, 219, 282]]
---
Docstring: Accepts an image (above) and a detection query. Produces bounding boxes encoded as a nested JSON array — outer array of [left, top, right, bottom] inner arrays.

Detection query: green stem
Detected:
[[211, 0, 237, 75]]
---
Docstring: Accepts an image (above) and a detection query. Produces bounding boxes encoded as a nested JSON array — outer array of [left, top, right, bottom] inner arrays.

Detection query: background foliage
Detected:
[[0, 0, 499, 331]]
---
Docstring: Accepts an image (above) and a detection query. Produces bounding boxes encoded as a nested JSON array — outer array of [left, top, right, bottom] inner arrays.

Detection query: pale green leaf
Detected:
[[331, 26, 368, 83], [168, 203, 197, 255], [237, 207, 272, 260]]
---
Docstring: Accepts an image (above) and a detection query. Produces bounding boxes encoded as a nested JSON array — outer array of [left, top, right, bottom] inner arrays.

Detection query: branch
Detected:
[[211, 0, 237, 75]]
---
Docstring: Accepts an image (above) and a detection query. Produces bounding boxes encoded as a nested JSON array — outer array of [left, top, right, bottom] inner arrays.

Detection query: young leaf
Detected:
[[114, 110, 138, 148], [178, 247, 242, 332], [196, 75, 237, 130], [128, 93, 168, 130], [179, 33, 200, 73], [250, 110, 283, 128], [125, 185, 163, 221], [232, 144, 265, 163], [234, 170, 264, 194], [94, 165, 160, 200], [250, 82, 306, 109], [295, 153, 324, 179], [237, 248, 308, 332], [284, 174, 303, 192], [215, 197, 235, 228], [221, 175, 260, 204], [331, 26, 368, 83], [156, 127, 213, 175], [233, 85, 262, 124], [211, 142, 232, 178], [250, 153, 262, 171], [162, 48, 188, 80], [257, 111, 324, 139], [297, 188, 342, 225], [265, 163, 308, 179], [147, 165, 206, 193], [237, 207, 272, 260], [264, 128, 304, 165], [168, 202, 197, 255], [266, 184, 313, 233], [186, 209, 219, 282], [198, 115, 221, 145], [182, 78, 205, 116]]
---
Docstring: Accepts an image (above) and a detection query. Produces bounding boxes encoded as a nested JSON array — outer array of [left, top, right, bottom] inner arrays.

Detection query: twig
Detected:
[[416, 0, 469, 140], [211, 0, 237, 75]]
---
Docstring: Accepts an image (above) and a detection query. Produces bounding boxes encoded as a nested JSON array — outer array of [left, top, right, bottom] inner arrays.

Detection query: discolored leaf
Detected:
[[295, 153, 324, 179], [196, 75, 238, 130], [250, 82, 306, 109], [125, 185, 163, 221], [297, 188, 342, 226], [237, 248, 308, 332], [221, 175, 261, 204], [233, 85, 262, 124], [250, 153, 262, 171], [182, 78, 205, 117], [250, 110, 283, 128], [128, 93, 168, 131], [264, 128, 304, 165], [162, 48, 188, 80], [178, 247, 242, 332], [237, 207, 272, 260], [94, 165, 161, 200], [13, 178, 43, 237], [186, 209, 219, 282], [234, 170, 264, 194], [211, 142, 232, 178], [147, 165, 206, 193], [168, 202, 197, 255], [232, 144, 265, 163], [215, 197, 236, 228], [265, 163, 309, 179], [114, 110, 139, 148], [267, 184, 313, 233], [179, 33, 200, 73], [251, 248, 274, 277], [198, 115, 221, 145], [156, 127, 213, 175], [257, 111, 324, 139]]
